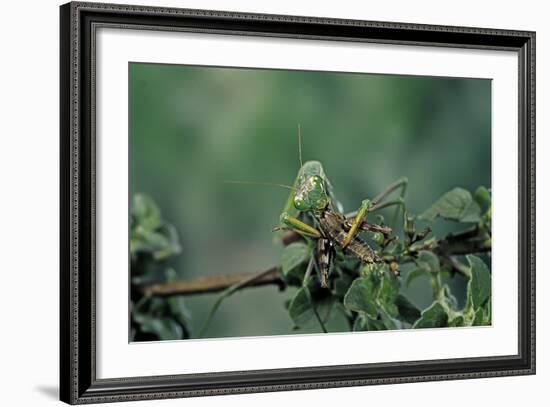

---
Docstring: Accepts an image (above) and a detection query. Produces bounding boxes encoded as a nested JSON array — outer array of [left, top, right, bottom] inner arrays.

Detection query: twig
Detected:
[[372, 177, 408, 206], [443, 225, 480, 242], [138, 267, 284, 297], [436, 237, 491, 256], [439, 255, 472, 278], [136, 229, 490, 297]]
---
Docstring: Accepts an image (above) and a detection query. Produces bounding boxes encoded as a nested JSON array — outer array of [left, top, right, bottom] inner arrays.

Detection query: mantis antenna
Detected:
[[223, 180, 296, 191], [298, 123, 303, 168], [225, 126, 303, 193]]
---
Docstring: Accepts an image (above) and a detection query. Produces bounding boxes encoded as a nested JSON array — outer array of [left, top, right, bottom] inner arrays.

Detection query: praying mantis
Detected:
[[230, 126, 408, 289]]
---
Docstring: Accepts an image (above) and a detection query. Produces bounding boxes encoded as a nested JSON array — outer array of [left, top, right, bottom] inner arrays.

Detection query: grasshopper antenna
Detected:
[[223, 180, 296, 191], [298, 123, 303, 168]]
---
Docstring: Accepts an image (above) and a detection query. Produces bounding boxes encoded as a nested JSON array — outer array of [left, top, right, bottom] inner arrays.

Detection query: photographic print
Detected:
[[61, 4, 535, 403], [129, 63, 492, 342]]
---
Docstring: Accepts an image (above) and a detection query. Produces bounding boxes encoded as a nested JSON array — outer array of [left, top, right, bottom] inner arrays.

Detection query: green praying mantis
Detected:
[[229, 126, 408, 289]]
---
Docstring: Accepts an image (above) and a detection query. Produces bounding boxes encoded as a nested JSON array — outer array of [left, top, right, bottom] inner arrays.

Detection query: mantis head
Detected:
[[293, 174, 329, 212]]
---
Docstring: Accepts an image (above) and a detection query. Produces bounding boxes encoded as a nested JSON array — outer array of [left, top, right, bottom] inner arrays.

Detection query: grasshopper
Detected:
[[230, 126, 408, 288]]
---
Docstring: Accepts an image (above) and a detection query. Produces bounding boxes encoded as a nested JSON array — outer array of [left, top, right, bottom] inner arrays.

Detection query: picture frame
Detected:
[[60, 1, 536, 404]]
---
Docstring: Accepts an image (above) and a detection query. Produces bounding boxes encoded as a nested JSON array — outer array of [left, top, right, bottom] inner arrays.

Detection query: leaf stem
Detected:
[[306, 288, 328, 334], [196, 268, 280, 338], [302, 257, 328, 333]]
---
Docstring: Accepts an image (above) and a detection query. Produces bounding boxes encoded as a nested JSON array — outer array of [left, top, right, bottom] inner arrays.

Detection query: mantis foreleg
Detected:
[[279, 212, 322, 238]]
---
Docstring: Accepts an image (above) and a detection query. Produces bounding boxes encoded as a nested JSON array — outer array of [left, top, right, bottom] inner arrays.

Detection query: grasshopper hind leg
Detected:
[[317, 238, 334, 288]]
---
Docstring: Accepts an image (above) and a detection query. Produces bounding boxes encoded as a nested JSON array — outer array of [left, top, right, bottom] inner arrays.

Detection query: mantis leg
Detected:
[[273, 226, 320, 239], [358, 222, 392, 236], [342, 199, 371, 248], [279, 212, 322, 238], [316, 238, 334, 288]]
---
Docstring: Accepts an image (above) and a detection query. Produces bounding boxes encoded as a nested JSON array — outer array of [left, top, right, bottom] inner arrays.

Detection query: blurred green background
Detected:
[[129, 62, 491, 339]]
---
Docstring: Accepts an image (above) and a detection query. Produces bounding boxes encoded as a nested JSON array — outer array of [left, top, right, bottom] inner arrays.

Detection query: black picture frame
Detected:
[[60, 1, 536, 404]]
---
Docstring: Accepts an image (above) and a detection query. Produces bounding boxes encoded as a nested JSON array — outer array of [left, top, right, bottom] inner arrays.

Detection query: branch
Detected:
[[436, 237, 491, 256], [136, 226, 490, 296], [137, 267, 284, 297]]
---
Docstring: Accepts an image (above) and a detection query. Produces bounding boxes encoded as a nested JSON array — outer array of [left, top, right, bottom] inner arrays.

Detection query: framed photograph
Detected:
[[60, 1, 535, 404]]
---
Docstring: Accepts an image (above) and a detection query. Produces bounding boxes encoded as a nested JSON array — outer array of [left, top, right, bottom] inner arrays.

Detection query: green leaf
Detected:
[[353, 314, 368, 331], [448, 315, 465, 327], [132, 194, 162, 231], [412, 302, 448, 328], [377, 272, 400, 317], [483, 300, 492, 325], [467, 255, 491, 309], [379, 310, 401, 330], [130, 195, 181, 260], [148, 297, 166, 314], [416, 251, 440, 273], [155, 224, 182, 259], [419, 188, 481, 223], [361, 263, 386, 279], [368, 318, 387, 331], [144, 231, 171, 257], [133, 314, 183, 340], [474, 186, 491, 207], [288, 286, 333, 330], [343, 277, 378, 319], [281, 243, 311, 278], [333, 273, 353, 297], [353, 314, 386, 331], [472, 308, 485, 326], [405, 268, 427, 287], [167, 296, 191, 328], [442, 284, 458, 310], [395, 295, 421, 324], [317, 298, 336, 325], [288, 287, 314, 327]]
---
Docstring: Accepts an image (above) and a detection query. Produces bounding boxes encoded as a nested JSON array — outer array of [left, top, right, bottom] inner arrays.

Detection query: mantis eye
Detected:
[[309, 176, 329, 210], [294, 197, 310, 211]]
